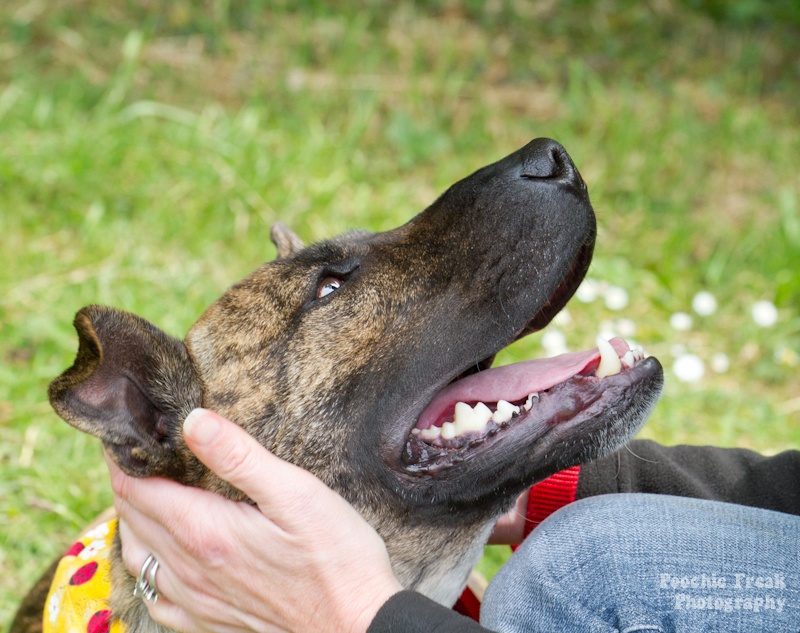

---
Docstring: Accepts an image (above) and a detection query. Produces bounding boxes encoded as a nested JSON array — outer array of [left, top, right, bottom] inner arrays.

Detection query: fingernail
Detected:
[[183, 408, 220, 445]]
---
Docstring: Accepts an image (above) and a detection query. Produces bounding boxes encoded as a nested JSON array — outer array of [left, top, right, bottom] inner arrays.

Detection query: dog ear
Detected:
[[49, 306, 202, 479], [270, 222, 305, 259]]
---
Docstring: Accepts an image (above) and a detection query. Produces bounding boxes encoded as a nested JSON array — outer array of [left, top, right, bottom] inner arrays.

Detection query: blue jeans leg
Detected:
[[481, 494, 800, 633]]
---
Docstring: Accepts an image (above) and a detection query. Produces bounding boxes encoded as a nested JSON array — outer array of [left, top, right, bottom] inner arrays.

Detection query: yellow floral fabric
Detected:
[[43, 520, 125, 633]]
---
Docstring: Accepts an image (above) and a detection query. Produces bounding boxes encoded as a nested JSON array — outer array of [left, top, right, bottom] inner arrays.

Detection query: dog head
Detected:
[[50, 139, 663, 603]]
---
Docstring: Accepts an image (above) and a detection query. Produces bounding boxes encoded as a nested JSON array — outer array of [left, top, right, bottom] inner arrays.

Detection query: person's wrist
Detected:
[[345, 577, 403, 633]]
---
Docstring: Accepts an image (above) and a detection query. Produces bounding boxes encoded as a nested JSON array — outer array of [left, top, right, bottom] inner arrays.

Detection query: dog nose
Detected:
[[520, 138, 584, 189]]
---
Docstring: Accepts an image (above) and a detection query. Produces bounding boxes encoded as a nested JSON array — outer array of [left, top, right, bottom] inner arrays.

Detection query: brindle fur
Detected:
[[12, 139, 663, 633]]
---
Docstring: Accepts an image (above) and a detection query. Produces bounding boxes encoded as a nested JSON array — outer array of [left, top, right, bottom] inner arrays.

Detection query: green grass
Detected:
[[2, 1, 799, 626]]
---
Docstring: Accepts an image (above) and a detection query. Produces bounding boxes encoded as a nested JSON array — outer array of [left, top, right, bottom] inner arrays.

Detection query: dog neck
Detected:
[[388, 521, 495, 606]]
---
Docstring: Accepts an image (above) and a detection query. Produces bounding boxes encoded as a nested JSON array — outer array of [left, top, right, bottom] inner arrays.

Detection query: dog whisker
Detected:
[[624, 442, 659, 464]]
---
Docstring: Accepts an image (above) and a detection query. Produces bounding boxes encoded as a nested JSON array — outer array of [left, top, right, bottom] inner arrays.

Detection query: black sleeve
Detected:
[[367, 591, 490, 633], [576, 439, 800, 515]]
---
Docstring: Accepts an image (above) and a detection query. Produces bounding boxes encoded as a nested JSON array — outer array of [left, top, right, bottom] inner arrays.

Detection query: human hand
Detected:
[[487, 490, 528, 546], [109, 408, 402, 633]]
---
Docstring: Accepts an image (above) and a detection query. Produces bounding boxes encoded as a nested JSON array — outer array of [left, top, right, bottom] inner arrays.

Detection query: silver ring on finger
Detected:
[[133, 554, 160, 604]]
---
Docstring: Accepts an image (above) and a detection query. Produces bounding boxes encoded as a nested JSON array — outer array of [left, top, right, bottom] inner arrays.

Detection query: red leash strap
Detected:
[[455, 466, 581, 622], [523, 465, 581, 539]]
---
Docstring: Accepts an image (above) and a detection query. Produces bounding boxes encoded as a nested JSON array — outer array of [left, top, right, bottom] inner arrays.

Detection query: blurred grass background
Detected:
[[2, 0, 799, 625]]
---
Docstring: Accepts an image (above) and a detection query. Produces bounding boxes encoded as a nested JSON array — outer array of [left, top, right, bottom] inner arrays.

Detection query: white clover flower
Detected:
[[774, 346, 799, 367], [670, 343, 687, 358], [575, 278, 599, 303], [710, 352, 730, 374], [669, 312, 693, 332], [79, 539, 107, 560], [752, 300, 778, 327], [604, 286, 629, 311], [616, 318, 637, 337], [541, 330, 568, 357], [692, 291, 718, 316], [673, 354, 705, 382]]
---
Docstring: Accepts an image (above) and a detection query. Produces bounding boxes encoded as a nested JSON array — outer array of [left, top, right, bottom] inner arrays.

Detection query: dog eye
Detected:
[[317, 277, 343, 299]]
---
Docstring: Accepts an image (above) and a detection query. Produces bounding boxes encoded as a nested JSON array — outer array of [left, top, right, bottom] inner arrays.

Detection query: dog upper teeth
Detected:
[[595, 336, 622, 378], [596, 339, 648, 377], [621, 350, 635, 368]]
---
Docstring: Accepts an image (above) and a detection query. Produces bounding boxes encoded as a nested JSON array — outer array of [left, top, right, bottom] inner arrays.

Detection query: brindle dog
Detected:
[[12, 139, 663, 633]]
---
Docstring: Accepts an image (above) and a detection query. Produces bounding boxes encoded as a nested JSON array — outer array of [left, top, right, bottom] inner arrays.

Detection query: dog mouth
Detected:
[[401, 336, 660, 475], [394, 233, 662, 479]]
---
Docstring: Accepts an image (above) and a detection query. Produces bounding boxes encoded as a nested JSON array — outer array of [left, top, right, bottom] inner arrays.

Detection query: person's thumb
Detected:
[[182, 408, 319, 524]]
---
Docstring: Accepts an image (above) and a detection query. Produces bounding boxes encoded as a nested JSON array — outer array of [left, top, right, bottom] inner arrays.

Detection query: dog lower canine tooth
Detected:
[[14, 138, 663, 633]]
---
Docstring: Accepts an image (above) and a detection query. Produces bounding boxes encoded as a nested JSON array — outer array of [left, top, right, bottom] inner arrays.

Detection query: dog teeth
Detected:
[[419, 425, 442, 440], [523, 392, 538, 411], [441, 421, 457, 440], [453, 402, 493, 435], [621, 350, 635, 368], [491, 400, 520, 424], [417, 397, 527, 443], [414, 339, 654, 443], [453, 402, 477, 435], [472, 401, 494, 426], [595, 336, 622, 379]]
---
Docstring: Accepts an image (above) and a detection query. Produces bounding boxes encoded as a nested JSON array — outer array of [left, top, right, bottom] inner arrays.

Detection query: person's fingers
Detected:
[[108, 409, 353, 536], [116, 518, 192, 630], [105, 451, 189, 526], [182, 408, 336, 529], [117, 518, 191, 615], [107, 447, 273, 555], [118, 518, 168, 584], [142, 595, 202, 633], [117, 518, 225, 633]]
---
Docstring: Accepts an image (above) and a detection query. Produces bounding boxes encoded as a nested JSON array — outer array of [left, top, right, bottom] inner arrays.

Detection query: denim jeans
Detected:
[[481, 494, 800, 633]]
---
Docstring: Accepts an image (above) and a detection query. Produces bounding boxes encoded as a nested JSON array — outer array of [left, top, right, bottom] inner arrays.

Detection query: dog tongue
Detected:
[[417, 337, 630, 430]]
